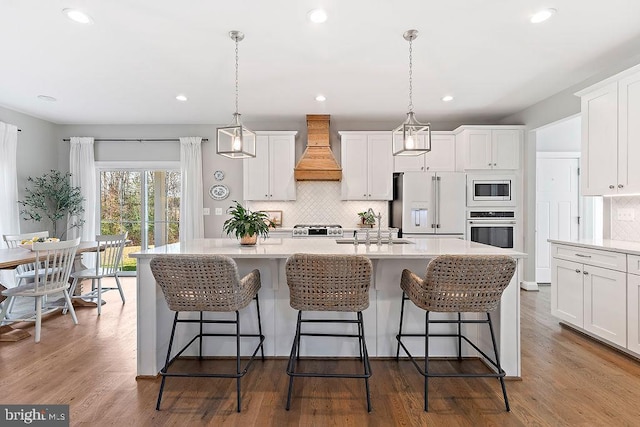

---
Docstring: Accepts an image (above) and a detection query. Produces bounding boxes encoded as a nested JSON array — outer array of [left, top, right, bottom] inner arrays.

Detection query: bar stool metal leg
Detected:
[[396, 292, 407, 360], [255, 294, 265, 361], [488, 312, 510, 412], [157, 312, 179, 410], [286, 311, 303, 411], [425, 311, 430, 411], [236, 310, 241, 413]]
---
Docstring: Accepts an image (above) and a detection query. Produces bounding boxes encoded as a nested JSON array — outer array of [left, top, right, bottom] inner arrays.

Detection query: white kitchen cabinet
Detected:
[[577, 65, 640, 196], [243, 131, 297, 201], [340, 132, 393, 200], [393, 133, 456, 172], [551, 243, 627, 347], [628, 255, 640, 353], [455, 127, 522, 170]]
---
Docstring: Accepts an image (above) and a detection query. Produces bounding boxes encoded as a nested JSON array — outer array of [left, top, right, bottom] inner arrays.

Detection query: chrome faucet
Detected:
[[376, 211, 383, 245]]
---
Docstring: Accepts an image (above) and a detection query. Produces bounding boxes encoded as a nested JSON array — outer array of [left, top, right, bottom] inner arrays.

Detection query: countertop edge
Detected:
[[548, 238, 640, 256]]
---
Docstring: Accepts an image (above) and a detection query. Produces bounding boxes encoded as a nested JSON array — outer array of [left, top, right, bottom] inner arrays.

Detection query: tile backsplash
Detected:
[[611, 197, 640, 241], [247, 181, 388, 228]]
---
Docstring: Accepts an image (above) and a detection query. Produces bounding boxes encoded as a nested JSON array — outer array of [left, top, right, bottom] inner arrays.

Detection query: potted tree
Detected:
[[18, 170, 85, 239], [222, 201, 273, 245]]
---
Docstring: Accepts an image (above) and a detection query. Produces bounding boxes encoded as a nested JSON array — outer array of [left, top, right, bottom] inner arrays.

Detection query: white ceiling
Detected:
[[2, 1, 640, 126]]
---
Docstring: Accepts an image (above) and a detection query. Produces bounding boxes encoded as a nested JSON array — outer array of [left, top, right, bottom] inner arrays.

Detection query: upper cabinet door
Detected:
[[425, 134, 456, 171], [341, 133, 369, 200], [581, 82, 618, 196], [269, 134, 296, 200], [618, 71, 640, 194], [465, 130, 492, 170], [367, 134, 393, 200], [243, 135, 270, 200], [492, 129, 520, 170]]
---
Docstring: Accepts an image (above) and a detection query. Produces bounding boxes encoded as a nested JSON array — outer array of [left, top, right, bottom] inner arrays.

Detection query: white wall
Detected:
[[536, 115, 581, 152]]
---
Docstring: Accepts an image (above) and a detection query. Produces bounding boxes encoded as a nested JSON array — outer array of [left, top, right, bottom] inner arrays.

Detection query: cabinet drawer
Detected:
[[552, 244, 627, 272], [628, 255, 640, 275]]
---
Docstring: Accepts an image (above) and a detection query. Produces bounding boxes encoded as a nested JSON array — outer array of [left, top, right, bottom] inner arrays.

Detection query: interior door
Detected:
[[536, 156, 579, 283]]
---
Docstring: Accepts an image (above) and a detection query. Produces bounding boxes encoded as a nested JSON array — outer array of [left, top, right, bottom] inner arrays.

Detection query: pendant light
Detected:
[[392, 29, 431, 156], [217, 31, 256, 158]]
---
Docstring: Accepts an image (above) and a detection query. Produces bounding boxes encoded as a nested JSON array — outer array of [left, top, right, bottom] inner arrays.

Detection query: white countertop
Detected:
[[131, 237, 526, 259], [548, 238, 640, 255]]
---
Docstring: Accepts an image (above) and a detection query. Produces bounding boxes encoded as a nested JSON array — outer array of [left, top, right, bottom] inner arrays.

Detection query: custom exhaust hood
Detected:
[[294, 114, 342, 181]]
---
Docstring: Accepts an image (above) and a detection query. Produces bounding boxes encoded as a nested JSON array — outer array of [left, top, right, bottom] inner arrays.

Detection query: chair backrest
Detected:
[[3, 231, 50, 275], [150, 255, 248, 312], [286, 253, 372, 312], [3, 231, 50, 249], [32, 237, 81, 294], [95, 233, 127, 275], [421, 255, 517, 312]]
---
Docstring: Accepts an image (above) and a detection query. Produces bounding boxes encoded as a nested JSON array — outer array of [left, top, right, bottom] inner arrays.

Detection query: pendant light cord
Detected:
[[235, 37, 240, 115], [408, 37, 413, 113]]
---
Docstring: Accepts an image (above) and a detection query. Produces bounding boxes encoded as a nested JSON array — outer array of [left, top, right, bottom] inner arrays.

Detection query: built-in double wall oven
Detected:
[[466, 209, 516, 249]]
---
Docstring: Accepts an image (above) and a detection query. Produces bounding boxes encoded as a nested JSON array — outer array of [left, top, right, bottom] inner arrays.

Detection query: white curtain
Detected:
[[69, 137, 96, 241], [179, 136, 204, 241], [0, 122, 19, 248]]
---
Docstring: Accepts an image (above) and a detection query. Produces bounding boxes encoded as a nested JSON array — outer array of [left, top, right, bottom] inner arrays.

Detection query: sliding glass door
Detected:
[[99, 168, 180, 272]]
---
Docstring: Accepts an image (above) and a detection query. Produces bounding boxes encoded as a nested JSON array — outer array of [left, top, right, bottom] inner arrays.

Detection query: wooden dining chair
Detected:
[[3, 231, 51, 287], [67, 233, 127, 315], [0, 237, 81, 343]]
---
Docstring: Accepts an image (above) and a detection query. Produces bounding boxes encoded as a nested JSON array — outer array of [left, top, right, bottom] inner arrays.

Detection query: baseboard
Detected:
[[520, 281, 539, 291]]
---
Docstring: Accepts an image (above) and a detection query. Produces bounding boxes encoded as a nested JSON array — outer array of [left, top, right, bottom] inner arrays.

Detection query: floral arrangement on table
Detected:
[[357, 211, 376, 227]]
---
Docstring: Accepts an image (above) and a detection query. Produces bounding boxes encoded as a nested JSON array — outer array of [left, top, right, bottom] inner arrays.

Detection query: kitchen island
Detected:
[[131, 238, 525, 377]]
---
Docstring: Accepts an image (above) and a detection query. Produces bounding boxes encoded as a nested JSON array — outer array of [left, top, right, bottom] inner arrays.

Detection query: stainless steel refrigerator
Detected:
[[389, 171, 466, 237]]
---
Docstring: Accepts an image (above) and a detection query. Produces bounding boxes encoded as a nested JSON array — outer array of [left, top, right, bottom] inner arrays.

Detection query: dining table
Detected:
[[0, 241, 100, 342]]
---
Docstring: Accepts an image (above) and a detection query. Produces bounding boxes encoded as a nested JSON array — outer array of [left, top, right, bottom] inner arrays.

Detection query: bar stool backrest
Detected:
[[150, 255, 252, 312], [411, 255, 516, 313], [286, 253, 372, 312]]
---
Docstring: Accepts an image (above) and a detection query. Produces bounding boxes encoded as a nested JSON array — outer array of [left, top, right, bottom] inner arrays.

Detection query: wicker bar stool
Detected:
[[285, 253, 373, 412], [395, 255, 516, 412], [150, 255, 265, 413]]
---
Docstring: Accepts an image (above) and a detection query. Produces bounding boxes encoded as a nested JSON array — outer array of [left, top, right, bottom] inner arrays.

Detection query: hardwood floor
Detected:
[[3, 280, 640, 426]]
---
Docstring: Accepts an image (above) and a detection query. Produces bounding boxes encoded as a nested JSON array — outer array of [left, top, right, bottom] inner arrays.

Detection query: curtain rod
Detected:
[[62, 138, 208, 142]]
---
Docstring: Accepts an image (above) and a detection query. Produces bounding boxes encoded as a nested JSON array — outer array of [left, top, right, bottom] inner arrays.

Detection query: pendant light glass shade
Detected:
[[392, 29, 431, 156], [217, 113, 256, 158], [217, 31, 256, 159], [392, 112, 431, 156]]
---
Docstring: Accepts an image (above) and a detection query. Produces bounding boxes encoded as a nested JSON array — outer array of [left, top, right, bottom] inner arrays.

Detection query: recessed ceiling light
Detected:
[[307, 9, 328, 24], [442, 95, 454, 102], [315, 95, 326, 102], [37, 95, 57, 102], [176, 94, 188, 102], [62, 8, 94, 25], [530, 8, 556, 24]]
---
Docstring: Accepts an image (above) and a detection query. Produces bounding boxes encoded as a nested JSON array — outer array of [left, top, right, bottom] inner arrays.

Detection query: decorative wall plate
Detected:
[[213, 170, 225, 181], [209, 184, 230, 200]]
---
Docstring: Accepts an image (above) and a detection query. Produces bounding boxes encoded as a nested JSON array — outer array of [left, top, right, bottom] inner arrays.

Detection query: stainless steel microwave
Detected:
[[467, 175, 515, 207]]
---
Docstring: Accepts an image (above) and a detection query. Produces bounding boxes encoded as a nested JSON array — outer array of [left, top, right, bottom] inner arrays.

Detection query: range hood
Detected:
[[294, 114, 342, 181]]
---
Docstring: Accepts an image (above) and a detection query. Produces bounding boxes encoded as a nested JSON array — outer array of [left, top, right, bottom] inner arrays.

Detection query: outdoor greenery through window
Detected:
[[100, 170, 180, 271]]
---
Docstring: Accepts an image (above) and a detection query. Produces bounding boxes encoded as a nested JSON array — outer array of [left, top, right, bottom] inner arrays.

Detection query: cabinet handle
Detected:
[[369, 194, 371, 197], [619, 184, 624, 188], [575, 269, 581, 273], [493, 163, 497, 166], [421, 166, 424, 170], [609, 185, 615, 189], [488, 163, 492, 166], [575, 253, 591, 258], [583, 271, 589, 275], [265, 194, 268, 197], [426, 166, 430, 170]]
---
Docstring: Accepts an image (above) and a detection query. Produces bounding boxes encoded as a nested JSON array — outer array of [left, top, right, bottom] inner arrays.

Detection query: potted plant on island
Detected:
[[357, 210, 376, 228], [223, 201, 273, 245]]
